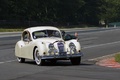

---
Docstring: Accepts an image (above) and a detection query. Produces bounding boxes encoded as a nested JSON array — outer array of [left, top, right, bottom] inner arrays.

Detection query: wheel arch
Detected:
[[33, 46, 37, 60], [33, 42, 46, 60]]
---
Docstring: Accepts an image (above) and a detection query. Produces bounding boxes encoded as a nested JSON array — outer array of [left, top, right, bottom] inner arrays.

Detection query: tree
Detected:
[[98, 0, 120, 26], [77, 0, 101, 26], [1, 0, 120, 27], [55, 0, 85, 24], [0, 0, 10, 19]]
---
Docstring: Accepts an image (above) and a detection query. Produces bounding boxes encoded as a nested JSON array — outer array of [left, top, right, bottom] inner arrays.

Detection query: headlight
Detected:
[[49, 43, 54, 50], [69, 42, 76, 49]]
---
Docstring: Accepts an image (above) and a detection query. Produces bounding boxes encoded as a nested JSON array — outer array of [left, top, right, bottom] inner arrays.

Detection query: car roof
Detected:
[[24, 26, 60, 33]]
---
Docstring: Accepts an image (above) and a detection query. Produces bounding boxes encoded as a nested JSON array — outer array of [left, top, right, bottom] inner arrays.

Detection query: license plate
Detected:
[[59, 52, 66, 56]]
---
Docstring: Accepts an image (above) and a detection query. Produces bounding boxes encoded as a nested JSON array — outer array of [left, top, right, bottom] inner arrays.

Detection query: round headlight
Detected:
[[49, 43, 54, 50], [69, 42, 76, 49]]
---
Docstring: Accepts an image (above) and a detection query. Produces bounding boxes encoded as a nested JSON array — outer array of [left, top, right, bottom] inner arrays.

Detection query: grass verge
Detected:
[[115, 53, 120, 63], [0, 28, 23, 32]]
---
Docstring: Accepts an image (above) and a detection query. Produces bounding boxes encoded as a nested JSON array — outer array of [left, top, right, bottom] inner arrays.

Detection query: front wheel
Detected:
[[17, 57, 25, 63], [70, 57, 81, 65], [34, 48, 45, 66]]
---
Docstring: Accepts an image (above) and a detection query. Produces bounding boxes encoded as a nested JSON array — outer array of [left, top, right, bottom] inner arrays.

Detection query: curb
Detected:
[[88, 53, 120, 69], [96, 57, 120, 68], [88, 54, 115, 62]]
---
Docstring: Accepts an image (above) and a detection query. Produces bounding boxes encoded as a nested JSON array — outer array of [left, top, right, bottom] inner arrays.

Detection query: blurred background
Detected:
[[0, 0, 120, 28]]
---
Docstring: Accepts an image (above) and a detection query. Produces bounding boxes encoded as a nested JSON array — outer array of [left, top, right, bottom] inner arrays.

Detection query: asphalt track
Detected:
[[0, 27, 120, 80]]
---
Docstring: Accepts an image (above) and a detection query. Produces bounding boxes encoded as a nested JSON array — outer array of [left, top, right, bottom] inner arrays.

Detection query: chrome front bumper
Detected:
[[41, 52, 83, 60]]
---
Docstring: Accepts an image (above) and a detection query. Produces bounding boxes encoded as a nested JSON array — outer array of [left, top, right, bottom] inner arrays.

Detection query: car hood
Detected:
[[35, 37, 63, 43], [34, 37, 66, 53]]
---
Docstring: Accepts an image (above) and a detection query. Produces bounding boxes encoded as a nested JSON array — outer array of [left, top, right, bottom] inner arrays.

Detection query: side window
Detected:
[[22, 31, 31, 42]]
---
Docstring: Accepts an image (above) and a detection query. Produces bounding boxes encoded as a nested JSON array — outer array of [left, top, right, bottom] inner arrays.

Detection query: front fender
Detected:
[[35, 42, 46, 56], [65, 40, 81, 52], [73, 40, 81, 51]]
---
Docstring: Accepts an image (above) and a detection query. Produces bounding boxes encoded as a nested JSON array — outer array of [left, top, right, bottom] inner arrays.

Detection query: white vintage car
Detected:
[[15, 26, 83, 65]]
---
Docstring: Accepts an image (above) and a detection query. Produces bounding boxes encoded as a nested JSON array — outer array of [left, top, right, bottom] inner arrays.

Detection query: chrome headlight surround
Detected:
[[49, 43, 54, 50], [69, 42, 77, 54], [48, 43, 58, 55], [69, 42, 76, 50]]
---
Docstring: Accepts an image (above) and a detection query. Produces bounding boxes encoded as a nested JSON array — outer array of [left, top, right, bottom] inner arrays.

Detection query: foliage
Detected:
[[0, 0, 120, 27], [98, 0, 120, 25], [115, 53, 120, 63]]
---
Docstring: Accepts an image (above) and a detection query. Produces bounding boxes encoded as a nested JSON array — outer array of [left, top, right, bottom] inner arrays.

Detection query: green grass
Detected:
[[115, 53, 120, 63], [0, 28, 23, 32]]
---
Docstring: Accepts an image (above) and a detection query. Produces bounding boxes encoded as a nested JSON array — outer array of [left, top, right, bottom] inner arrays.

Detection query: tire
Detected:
[[70, 57, 81, 65], [34, 48, 45, 66], [17, 57, 25, 63]]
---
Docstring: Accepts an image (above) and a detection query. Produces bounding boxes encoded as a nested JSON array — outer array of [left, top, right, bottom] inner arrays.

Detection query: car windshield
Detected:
[[32, 30, 61, 39]]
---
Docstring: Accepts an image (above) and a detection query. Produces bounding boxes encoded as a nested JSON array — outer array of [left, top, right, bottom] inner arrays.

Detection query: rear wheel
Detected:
[[70, 57, 81, 65], [17, 57, 25, 63], [34, 48, 45, 66]]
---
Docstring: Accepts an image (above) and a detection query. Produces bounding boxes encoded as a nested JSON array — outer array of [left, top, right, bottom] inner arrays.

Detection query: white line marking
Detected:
[[0, 34, 20, 38], [88, 54, 115, 61], [82, 41, 120, 49], [0, 60, 16, 64]]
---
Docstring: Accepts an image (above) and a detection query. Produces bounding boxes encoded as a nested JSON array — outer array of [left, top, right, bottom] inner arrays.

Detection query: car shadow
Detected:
[[24, 60, 94, 66]]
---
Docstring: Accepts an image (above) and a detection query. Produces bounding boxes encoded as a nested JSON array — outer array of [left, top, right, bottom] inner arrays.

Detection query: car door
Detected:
[[21, 31, 33, 59]]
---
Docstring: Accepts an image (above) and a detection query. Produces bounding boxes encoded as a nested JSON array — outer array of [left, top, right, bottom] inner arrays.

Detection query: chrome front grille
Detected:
[[57, 42, 64, 53]]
